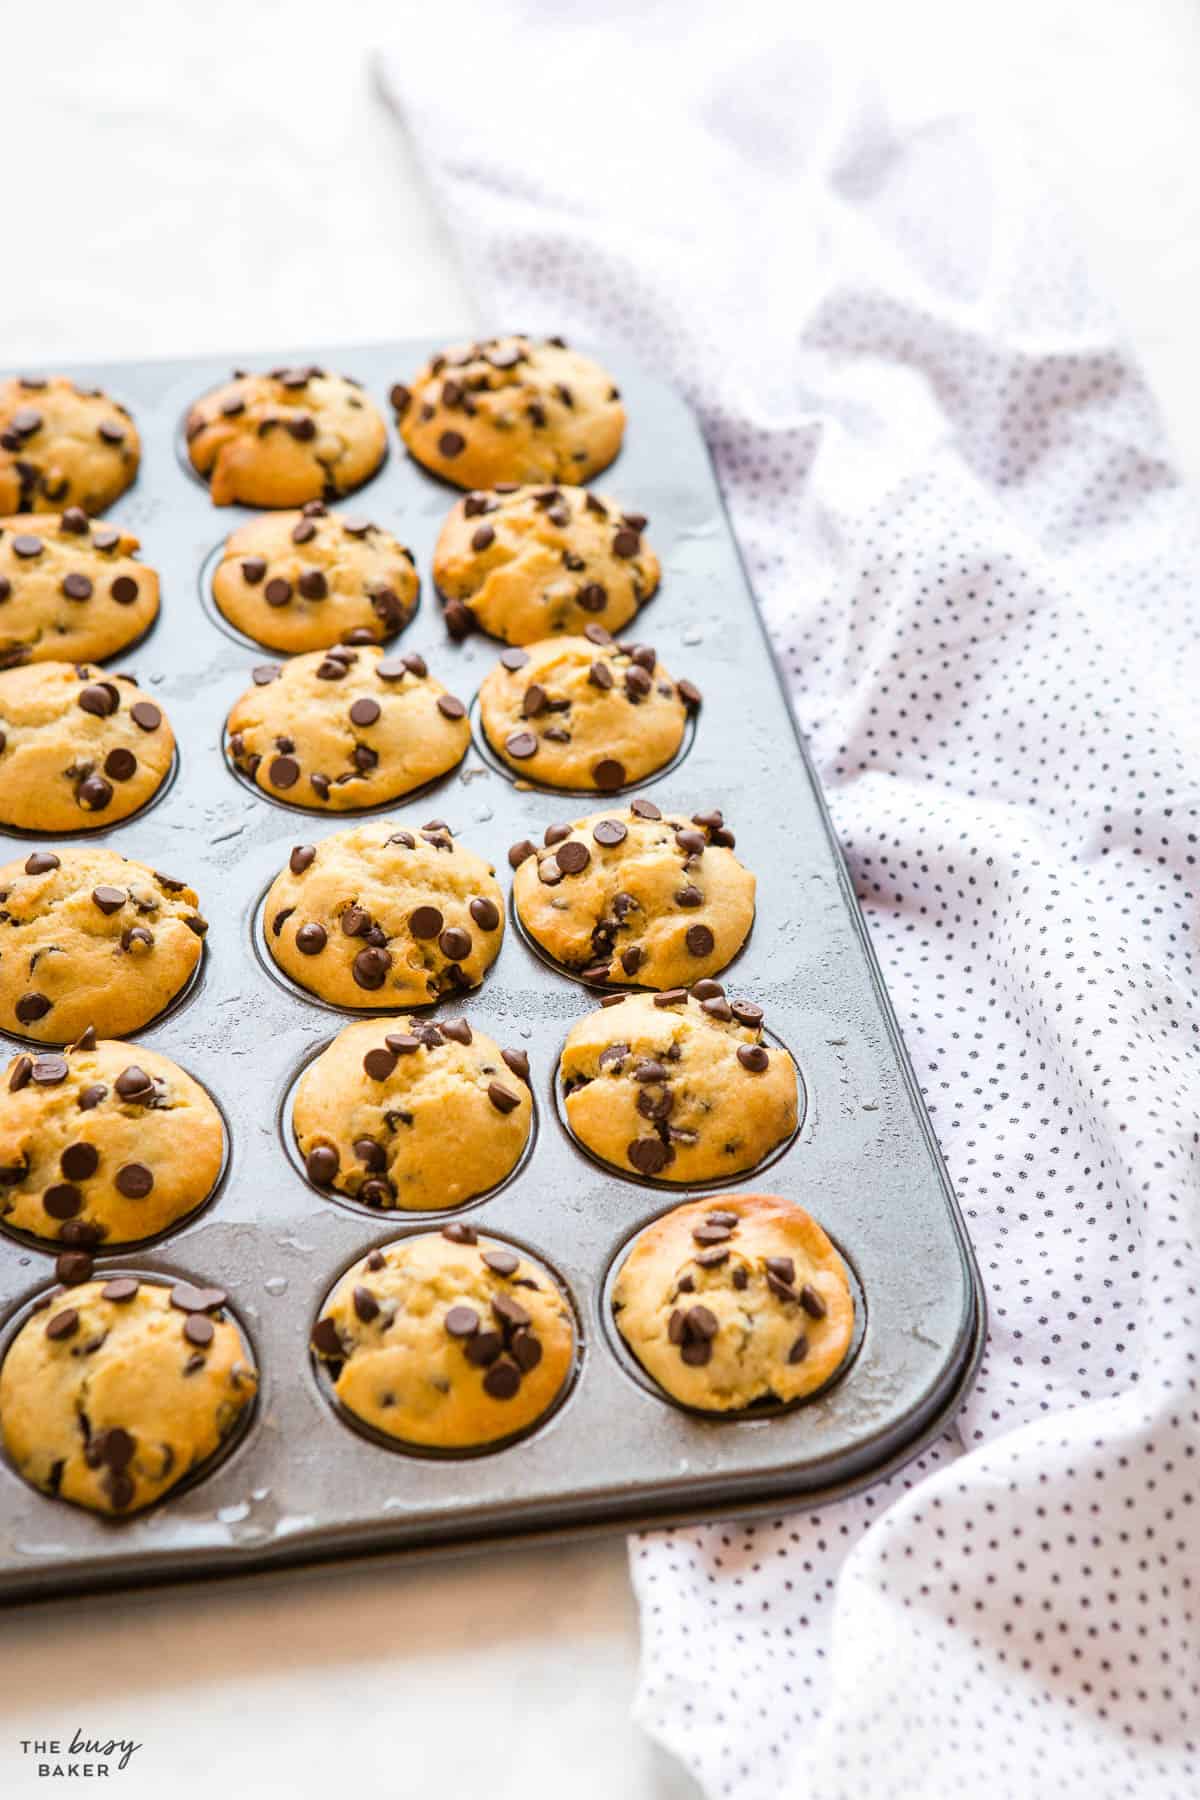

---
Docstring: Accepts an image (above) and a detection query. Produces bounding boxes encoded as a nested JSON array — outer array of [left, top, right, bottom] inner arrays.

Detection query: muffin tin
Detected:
[[0, 342, 984, 1603]]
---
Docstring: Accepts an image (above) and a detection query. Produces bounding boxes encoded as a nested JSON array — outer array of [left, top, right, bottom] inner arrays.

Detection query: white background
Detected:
[[2, 3, 1198, 1794]]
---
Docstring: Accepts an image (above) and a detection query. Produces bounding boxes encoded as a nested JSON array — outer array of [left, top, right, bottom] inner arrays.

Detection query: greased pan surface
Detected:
[[0, 342, 982, 1603]]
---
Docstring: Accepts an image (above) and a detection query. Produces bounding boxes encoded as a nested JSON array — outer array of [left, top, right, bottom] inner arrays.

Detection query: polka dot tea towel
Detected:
[[380, 9, 1200, 1797]]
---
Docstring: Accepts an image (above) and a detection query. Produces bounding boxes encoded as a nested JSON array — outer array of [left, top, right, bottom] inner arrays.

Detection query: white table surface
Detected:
[[2, 3, 1198, 1793]]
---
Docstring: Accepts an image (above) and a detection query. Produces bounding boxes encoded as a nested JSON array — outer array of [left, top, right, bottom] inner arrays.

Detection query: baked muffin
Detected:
[[393, 336, 624, 490], [511, 799, 752, 988], [479, 634, 697, 790], [560, 986, 797, 1181], [433, 485, 657, 643], [264, 821, 504, 1008], [0, 1030, 224, 1247], [310, 1225, 575, 1448], [0, 662, 174, 831], [185, 365, 387, 507], [0, 376, 139, 515], [225, 646, 468, 811], [0, 1275, 257, 1513], [0, 848, 206, 1043], [611, 1194, 854, 1410], [0, 512, 158, 668], [294, 1015, 531, 1210], [211, 503, 418, 653]]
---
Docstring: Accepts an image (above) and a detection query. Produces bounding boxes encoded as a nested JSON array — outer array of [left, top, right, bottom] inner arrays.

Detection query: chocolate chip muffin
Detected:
[[0, 513, 159, 669], [560, 987, 797, 1181], [511, 799, 753, 988], [0, 848, 206, 1044], [0, 376, 139, 516], [393, 337, 624, 491], [0, 662, 174, 831], [294, 1016, 531, 1211], [264, 821, 504, 1008], [211, 503, 418, 653], [479, 634, 697, 790], [433, 485, 657, 643], [0, 1031, 224, 1249], [185, 365, 387, 507], [611, 1194, 854, 1411], [0, 1276, 257, 1514], [225, 646, 468, 811], [310, 1226, 575, 1449]]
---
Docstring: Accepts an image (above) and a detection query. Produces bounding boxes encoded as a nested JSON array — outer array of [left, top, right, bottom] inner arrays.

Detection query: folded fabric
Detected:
[[380, 11, 1200, 1796]]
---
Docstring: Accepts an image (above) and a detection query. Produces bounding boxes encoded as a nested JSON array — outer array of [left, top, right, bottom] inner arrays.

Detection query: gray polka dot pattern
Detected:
[[385, 23, 1200, 1797]]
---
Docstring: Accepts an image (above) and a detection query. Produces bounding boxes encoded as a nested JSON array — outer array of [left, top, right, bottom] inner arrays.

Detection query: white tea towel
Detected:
[[379, 11, 1200, 1797]]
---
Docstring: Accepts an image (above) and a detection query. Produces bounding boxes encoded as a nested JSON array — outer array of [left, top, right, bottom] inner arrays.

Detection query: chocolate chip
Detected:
[[130, 701, 161, 732], [353, 946, 390, 990], [115, 1162, 153, 1199], [788, 1334, 809, 1363], [16, 992, 51, 1024], [100, 748, 137, 784], [8, 1056, 31, 1092], [482, 1248, 519, 1277], [77, 1085, 107, 1110], [613, 528, 640, 558], [306, 1145, 339, 1185], [438, 430, 465, 458], [442, 1222, 478, 1245], [60, 1142, 99, 1182], [488, 1081, 520, 1115], [504, 729, 538, 759], [501, 1048, 530, 1084], [268, 755, 299, 789], [111, 574, 139, 604], [241, 556, 267, 585], [508, 839, 536, 868], [78, 773, 114, 811], [185, 1314, 215, 1347], [24, 851, 60, 874], [56, 1249, 94, 1285], [390, 382, 411, 414], [120, 924, 153, 953], [62, 572, 93, 600], [482, 1357, 521, 1400], [43, 1184, 83, 1219], [363, 1047, 397, 1081], [445, 1304, 480, 1337], [556, 839, 590, 875], [471, 524, 495, 552], [409, 905, 443, 940], [627, 1138, 671, 1175], [439, 926, 472, 961], [12, 533, 43, 559], [685, 923, 715, 957], [114, 1063, 153, 1100], [311, 1317, 343, 1358], [800, 1284, 827, 1320], [170, 1282, 227, 1313], [352, 1285, 380, 1324], [437, 693, 466, 720], [350, 697, 380, 727], [731, 1001, 764, 1026], [592, 758, 626, 791], [46, 1307, 80, 1341], [78, 682, 118, 717], [677, 680, 702, 709], [499, 648, 529, 672], [592, 818, 627, 847], [737, 1045, 770, 1073], [31, 1054, 68, 1085], [99, 1276, 139, 1307], [290, 845, 316, 874]]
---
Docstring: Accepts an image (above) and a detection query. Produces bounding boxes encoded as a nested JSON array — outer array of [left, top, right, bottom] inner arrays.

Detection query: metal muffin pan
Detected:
[[0, 342, 984, 1604]]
